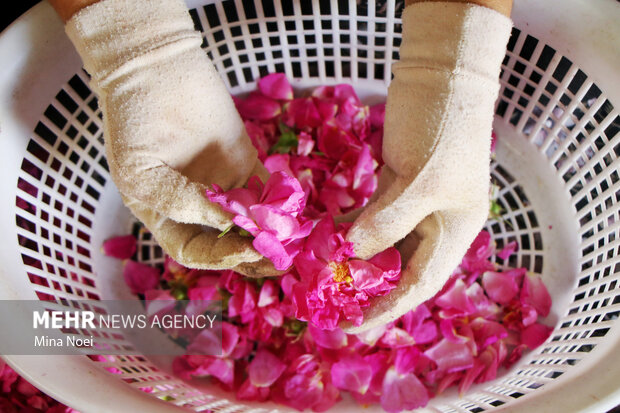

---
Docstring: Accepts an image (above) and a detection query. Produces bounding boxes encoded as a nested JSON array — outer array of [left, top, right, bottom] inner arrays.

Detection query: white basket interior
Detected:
[[2, 0, 619, 412]]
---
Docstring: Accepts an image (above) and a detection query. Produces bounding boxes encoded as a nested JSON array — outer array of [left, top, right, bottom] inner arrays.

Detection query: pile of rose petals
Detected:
[[107, 74, 554, 412], [0, 360, 75, 413]]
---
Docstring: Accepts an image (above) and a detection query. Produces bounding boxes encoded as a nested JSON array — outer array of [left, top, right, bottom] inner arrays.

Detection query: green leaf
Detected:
[[489, 199, 503, 217], [218, 224, 234, 238], [278, 121, 293, 134], [284, 319, 307, 338], [270, 131, 299, 154], [167, 280, 188, 300]]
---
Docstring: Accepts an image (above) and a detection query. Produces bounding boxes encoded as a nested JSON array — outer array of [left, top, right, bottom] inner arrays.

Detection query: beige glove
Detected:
[[64, 0, 273, 274], [345, 2, 512, 332]]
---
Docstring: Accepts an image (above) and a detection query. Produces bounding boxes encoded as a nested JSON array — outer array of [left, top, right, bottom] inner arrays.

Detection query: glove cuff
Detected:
[[65, 0, 202, 85], [399, 2, 513, 81]]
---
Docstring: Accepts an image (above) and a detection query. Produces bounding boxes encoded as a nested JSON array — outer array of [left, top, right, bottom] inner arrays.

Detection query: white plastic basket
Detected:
[[0, 0, 618, 412]]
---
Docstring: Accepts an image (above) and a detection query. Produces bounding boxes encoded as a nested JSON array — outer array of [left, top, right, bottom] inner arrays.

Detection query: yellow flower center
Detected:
[[330, 262, 353, 283]]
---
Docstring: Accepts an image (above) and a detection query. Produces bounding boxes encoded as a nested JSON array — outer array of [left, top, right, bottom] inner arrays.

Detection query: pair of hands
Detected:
[[50, 0, 512, 331]]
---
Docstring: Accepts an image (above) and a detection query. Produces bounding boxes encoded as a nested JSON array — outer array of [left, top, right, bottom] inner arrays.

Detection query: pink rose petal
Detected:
[[309, 324, 348, 349], [497, 241, 518, 260], [425, 339, 474, 373], [102, 235, 136, 259], [237, 92, 282, 120], [521, 274, 552, 318], [285, 98, 322, 129], [331, 356, 373, 394], [435, 278, 476, 314], [258, 279, 279, 307], [380, 327, 415, 348], [123, 261, 160, 295], [482, 271, 519, 305], [249, 349, 287, 387], [380, 367, 429, 413], [394, 347, 421, 375], [258, 73, 294, 101], [253, 231, 294, 271], [521, 323, 553, 348]]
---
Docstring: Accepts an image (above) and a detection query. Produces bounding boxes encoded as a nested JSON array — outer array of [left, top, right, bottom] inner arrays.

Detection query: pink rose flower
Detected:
[[291, 217, 401, 330]]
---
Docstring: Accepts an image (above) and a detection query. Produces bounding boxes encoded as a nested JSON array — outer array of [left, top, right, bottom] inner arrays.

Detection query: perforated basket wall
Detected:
[[6, 0, 620, 412]]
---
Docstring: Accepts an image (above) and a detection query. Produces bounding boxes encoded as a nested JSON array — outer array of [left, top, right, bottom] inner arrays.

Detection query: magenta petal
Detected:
[[466, 282, 499, 318], [467, 230, 493, 260], [394, 347, 421, 375], [521, 323, 553, 348], [352, 145, 376, 190], [348, 260, 384, 290], [380, 367, 429, 413], [315, 100, 339, 121], [249, 349, 287, 387], [206, 358, 235, 386], [232, 215, 261, 237], [331, 356, 373, 394], [305, 218, 337, 262], [285, 98, 322, 129], [221, 322, 240, 357], [123, 261, 160, 295], [521, 274, 552, 318], [435, 278, 476, 314], [250, 204, 300, 240], [144, 290, 175, 317], [440, 319, 469, 344], [258, 73, 294, 100], [369, 103, 385, 127], [521, 304, 539, 327], [401, 304, 431, 333], [228, 281, 257, 319], [244, 120, 271, 160], [482, 271, 519, 305], [293, 251, 328, 283], [297, 131, 315, 156], [280, 273, 298, 297], [264, 153, 294, 175], [253, 231, 293, 271], [237, 93, 282, 120], [470, 318, 508, 349], [308, 324, 348, 349], [413, 321, 438, 345], [462, 230, 496, 273], [318, 124, 357, 160], [186, 329, 221, 356], [187, 286, 218, 302], [261, 306, 284, 327], [368, 247, 401, 280], [424, 339, 474, 373], [186, 286, 219, 316], [258, 279, 279, 307], [380, 327, 415, 348], [355, 324, 387, 346], [206, 186, 258, 216], [497, 241, 518, 260], [459, 359, 486, 395], [102, 235, 137, 259], [310, 304, 341, 331], [261, 171, 306, 215], [237, 378, 270, 401]]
